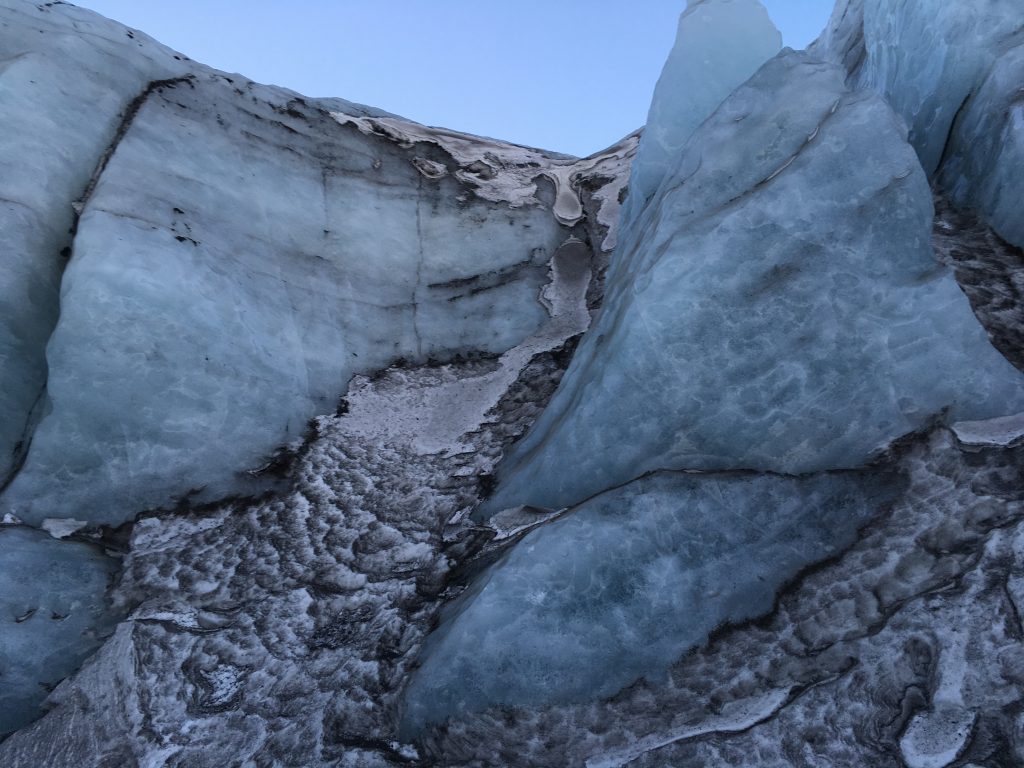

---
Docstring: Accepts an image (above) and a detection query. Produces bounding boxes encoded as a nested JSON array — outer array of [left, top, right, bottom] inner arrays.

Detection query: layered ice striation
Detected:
[[0, 525, 119, 738], [622, 0, 781, 225], [813, 0, 1024, 246], [484, 51, 1024, 514], [0, 0, 595, 526], [404, 468, 898, 731]]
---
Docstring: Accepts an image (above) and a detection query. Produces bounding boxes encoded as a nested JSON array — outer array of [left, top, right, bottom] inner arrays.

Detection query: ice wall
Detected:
[[940, 42, 1024, 248], [404, 468, 897, 731], [484, 51, 1024, 515], [813, 0, 1024, 247], [0, 526, 119, 737], [622, 0, 781, 224], [1, 70, 577, 526], [0, 0, 187, 482]]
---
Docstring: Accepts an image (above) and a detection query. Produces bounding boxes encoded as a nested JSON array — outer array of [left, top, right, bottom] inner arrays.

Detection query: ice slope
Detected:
[[403, 468, 898, 731], [0, 0, 599, 527], [484, 51, 1024, 514], [622, 0, 781, 224], [0, 525, 119, 739], [813, 0, 1024, 247]]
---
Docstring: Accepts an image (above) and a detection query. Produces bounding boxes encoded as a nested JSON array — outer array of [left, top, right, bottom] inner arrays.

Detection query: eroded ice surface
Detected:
[[0, 526, 119, 738], [622, 0, 781, 224], [403, 469, 897, 732], [814, 0, 1024, 246], [483, 52, 1024, 514]]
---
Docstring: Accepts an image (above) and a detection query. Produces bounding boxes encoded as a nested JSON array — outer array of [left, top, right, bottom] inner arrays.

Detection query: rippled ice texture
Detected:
[[0, 0, 187, 482]]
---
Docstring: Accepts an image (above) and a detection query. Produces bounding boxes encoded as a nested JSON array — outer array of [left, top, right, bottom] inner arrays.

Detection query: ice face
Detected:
[[0, 1, 187, 482], [0, 526, 119, 738], [483, 51, 1024, 515], [622, 0, 781, 225], [813, 0, 1024, 247], [0, 71, 579, 526], [844, 0, 1021, 177], [403, 468, 898, 732], [940, 43, 1024, 249]]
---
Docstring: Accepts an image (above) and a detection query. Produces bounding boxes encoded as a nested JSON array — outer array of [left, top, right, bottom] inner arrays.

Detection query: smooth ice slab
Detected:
[[623, 0, 781, 222], [404, 469, 897, 732], [484, 52, 1024, 514], [0, 526, 119, 738], [814, 0, 1024, 246]]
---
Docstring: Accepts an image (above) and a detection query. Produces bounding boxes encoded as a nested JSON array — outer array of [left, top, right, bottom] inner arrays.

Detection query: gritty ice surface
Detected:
[[484, 52, 1024, 514], [3, 0, 1024, 763], [0, 525, 119, 738], [622, 0, 781, 225], [0, 257, 589, 767], [414, 430, 1024, 767], [403, 469, 897, 732], [899, 706, 976, 768]]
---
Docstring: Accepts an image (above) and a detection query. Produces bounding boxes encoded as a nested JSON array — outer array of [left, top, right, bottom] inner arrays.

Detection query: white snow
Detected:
[[899, 706, 976, 768], [585, 689, 791, 768], [332, 112, 586, 225]]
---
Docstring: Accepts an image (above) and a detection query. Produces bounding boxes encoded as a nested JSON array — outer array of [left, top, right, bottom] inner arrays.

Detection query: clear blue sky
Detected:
[[73, 1, 835, 157]]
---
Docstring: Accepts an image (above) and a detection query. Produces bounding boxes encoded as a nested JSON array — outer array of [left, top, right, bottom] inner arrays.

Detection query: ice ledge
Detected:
[[951, 412, 1024, 449]]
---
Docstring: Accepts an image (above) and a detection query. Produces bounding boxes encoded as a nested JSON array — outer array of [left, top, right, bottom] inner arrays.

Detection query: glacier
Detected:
[[484, 49, 1024, 514], [0, 0, 188, 484], [0, 4, 601, 526], [402, 468, 899, 732], [0, 525, 119, 739], [813, 0, 1024, 247], [2, 0, 1024, 765], [621, 0, 782, 224]]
